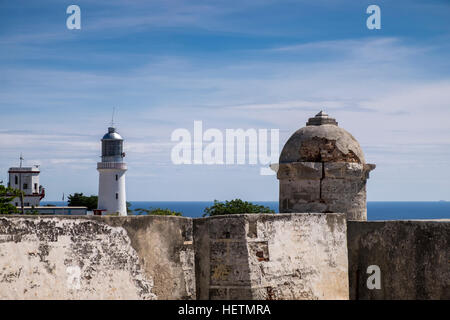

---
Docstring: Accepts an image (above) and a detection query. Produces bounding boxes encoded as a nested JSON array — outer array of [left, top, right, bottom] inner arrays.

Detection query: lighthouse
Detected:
[[97, 126, 127, 216]]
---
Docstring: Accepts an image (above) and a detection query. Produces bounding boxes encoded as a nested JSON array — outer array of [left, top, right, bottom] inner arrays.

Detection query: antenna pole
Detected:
[[111, 107, 116, 127], [18, 153, 24, 214]]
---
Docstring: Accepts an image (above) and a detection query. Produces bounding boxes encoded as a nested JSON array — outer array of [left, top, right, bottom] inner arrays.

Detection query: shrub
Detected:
[[134, 207, 182, 216], [203, 199, 274, 217]]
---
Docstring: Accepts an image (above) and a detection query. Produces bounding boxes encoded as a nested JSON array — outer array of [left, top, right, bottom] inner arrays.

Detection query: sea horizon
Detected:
[[40, 200, 450, 221]]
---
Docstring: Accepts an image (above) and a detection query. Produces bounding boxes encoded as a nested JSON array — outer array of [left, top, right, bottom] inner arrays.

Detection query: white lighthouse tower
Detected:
[[97, 126, 127, 216]]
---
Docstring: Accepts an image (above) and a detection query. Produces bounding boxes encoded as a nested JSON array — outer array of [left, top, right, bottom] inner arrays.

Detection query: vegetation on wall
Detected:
[[134, 207, 182, 216], [203, 199, 275, 217]]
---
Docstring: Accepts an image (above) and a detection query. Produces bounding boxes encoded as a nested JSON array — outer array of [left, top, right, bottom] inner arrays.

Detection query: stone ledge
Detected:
[[277, 162, 376, 180], [325, 163, 376, 179]]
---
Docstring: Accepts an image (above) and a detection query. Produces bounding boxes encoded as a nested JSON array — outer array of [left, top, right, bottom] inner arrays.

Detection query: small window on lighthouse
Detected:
[[115, 174, 118, 181], [116, 193, 118, 200]]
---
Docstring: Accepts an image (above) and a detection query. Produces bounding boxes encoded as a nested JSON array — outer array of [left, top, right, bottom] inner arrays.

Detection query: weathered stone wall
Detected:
[[347, 220, 450, 300], [194, 213, 349, 300], [1, 214, 448, 300], [278, 162, 374, 220], [0, 215, 195, 300]]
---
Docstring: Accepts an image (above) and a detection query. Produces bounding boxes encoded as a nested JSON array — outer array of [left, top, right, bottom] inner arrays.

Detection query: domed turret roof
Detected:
[[102, 127, 123, 140], [279, 111, 365, 164]]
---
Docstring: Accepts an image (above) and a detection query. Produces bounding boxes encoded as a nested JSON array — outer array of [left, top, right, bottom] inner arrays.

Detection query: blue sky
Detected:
[[0, 0, 449, 201]]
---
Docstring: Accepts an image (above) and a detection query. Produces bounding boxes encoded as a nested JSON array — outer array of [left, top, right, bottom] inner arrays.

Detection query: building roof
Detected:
[[280, 111, 365, 164], [102, 127, 123, 140], [8, 166, 40, 173], [18, 206, 87, 209]]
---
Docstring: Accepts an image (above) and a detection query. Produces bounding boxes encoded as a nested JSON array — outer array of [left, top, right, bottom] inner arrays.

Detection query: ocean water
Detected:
[[41, 201, 450, 220], [128, 201, 278, 218], [366, 201, 449, 220]]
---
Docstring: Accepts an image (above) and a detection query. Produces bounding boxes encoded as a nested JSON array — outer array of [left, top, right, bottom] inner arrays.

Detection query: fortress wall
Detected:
[[347, 220, 450, 300], [1, 214, 448, 300], [0, 215, 195, 300], [194, 213, 349, 300]]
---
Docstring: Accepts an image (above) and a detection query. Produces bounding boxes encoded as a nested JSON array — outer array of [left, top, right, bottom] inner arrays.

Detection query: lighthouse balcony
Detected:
[[97, 162, 127, 170]]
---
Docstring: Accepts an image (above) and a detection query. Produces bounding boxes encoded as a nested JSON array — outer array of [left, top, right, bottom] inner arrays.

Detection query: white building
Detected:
[[8, 165, 45, 207], [97, 127, 127, 216], [21, 206, 87, 215]]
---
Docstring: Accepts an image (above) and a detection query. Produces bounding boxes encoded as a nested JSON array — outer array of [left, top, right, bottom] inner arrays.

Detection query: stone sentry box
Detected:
[[277, 111, 376, 221], [194, 213, 349, 300]]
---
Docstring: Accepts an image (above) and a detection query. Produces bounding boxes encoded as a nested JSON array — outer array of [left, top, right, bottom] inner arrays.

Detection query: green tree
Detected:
[[0, 184, 22, 215], [203, 199, 275, 217], [67, 193, 98, 210], [135, 207, 182, 216], [67, 194, 132, 214]]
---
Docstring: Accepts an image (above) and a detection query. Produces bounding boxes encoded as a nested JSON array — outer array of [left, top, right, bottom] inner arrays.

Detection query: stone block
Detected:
[[324, 162, 364, 179], [209, 263, 251, 286], [280, 179, 321, 204], [209, 241, 228, 263], [289, 201, 328, 214], [208, 217, 247, 240], [229, 241, 251, 264], [277, 162, 322, 180], [321, 178, 365, 199], [209, 287, 227, 300], [228, 287, 253, 300]]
